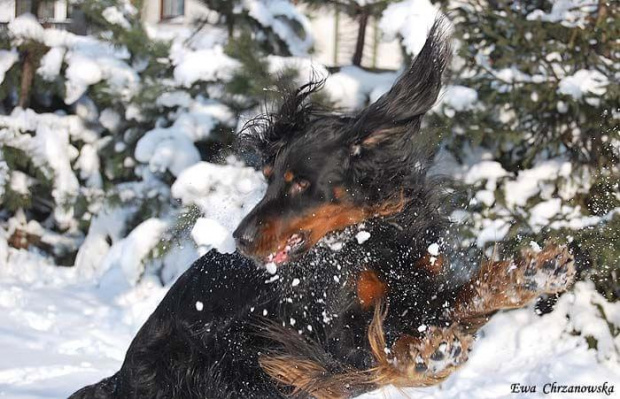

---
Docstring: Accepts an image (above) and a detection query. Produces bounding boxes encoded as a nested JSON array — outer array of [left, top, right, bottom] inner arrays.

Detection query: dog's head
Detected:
[[234, 19, 451, 267]]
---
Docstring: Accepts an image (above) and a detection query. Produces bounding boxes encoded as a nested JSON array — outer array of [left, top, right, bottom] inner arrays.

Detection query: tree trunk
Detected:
[[227, 14, 234, 39], [225, 1, 234, 39], [30, 0, 40, 14], [18, 48, 35, 109], [17, 0, 40, 108], [333, 7, 340, 65], [596, 0, 609, 57], [352, 8, 369, 67]]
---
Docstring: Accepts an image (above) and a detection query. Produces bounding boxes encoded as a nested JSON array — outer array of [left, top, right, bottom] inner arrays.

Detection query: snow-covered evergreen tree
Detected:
[[423, 0, 619, 299], [200, 0, 313, 56], [0, 0, 314, 286]]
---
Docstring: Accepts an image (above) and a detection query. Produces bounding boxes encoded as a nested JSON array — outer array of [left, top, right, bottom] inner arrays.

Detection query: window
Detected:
[[161, 0, 184, 20], [16, 0, 57, 20]]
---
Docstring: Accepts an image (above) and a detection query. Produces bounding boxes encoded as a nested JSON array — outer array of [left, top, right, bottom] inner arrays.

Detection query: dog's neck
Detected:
[[307, 209, 443, 270]]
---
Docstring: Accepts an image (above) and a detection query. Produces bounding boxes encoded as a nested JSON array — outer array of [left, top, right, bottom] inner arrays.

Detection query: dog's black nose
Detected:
[[233, 224, 257, 254]]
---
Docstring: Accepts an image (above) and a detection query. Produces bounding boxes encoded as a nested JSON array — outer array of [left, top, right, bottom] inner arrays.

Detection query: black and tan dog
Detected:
[[70, 19, 575, 399]]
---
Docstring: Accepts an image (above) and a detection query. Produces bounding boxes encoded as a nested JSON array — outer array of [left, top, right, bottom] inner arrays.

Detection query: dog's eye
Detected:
[[290, 179, 310, 195]]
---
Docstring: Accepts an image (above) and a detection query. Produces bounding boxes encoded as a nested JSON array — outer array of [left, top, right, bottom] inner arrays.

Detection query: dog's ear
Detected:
[[239, 81, 324, 167], [349, 18, 451, 153]]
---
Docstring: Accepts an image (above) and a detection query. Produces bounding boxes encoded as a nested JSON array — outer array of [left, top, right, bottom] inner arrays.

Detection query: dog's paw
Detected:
[[520, 244, 576, 295], [416, 326, 473, 374], [391, 325, 474, 379]]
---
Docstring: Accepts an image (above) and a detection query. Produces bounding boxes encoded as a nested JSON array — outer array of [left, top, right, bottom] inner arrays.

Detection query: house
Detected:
[[0, 0, 401, 69], [0, 0, 206, 28], [0, 0, 70, 27]]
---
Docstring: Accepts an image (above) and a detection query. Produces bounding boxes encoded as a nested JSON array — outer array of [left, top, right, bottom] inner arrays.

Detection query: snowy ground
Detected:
[[1, 250, 618, 399]]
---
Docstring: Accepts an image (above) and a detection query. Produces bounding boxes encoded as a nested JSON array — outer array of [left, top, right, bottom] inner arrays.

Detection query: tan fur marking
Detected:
[[284, 170, 294, 182], [365, 304, 467, 388], [263, 165, 274, 178], [260, 355, 372, 399], [415, 253, 445, 276], [357, 270, 388, 309], [332, 186, 347, 200], [361, 127, 402, 147], [252, 193, 406, 259], [449, 244, 575, 331]]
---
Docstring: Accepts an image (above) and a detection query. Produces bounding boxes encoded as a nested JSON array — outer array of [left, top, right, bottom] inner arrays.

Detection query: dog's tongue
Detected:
[[273, 249, 288, 264]]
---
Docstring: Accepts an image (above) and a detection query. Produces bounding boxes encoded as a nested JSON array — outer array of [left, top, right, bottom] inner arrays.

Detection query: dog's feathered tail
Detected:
[[259, 302, 451, 398]]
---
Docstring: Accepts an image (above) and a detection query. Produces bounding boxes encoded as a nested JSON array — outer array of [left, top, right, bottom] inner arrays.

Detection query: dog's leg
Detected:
[[366, 245, 574, 389], [382, 325, 474, 387], [368, 305, 474, 389], [448, 244, 576, 331]]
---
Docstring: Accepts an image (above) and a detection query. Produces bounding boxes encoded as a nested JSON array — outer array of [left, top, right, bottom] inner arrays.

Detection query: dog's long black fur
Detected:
[[71, 20, 474, 399]]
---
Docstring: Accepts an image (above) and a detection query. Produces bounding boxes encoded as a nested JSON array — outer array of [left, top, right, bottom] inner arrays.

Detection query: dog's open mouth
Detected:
[[264, 232, 308, 267]]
